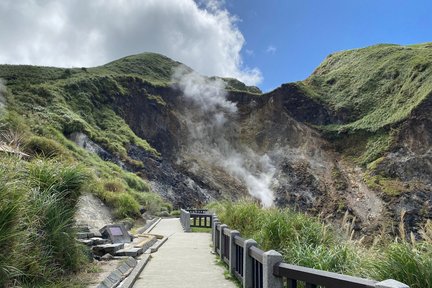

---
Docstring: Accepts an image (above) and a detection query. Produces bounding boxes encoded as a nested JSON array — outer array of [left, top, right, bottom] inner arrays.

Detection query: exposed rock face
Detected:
[[372, 95, 432, 233], [378, 95, 432, 184], [63, 66, 431, 237], [75, 193, 114, 231], [91, 78, 384, 236]]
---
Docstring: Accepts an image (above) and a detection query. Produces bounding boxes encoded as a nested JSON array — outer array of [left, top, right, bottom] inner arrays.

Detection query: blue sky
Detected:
[[226, 0, 432, 91]]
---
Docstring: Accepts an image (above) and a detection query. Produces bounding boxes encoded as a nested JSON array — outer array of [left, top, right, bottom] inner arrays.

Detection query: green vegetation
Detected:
[[209, 200, 358, 274], [369, 242, 432, 287], [0, 53, 178, 221], [0, 124, 168, 287], [298, 43, 432, 167], [209, 200, 432, 288], [99, 53, 181, 85], [305, 43, 432, 132], [0, 53, 193, 286], [221, 77, 262, 94], [0, 154, 89, 287], [191, 227, 212, 233]]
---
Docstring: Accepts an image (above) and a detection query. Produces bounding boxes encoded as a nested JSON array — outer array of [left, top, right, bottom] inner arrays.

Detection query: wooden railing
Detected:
[[180, 209, 213, 232], [186, 209, 208, 214], [210, 213, 410, 288], [190, 213, 212, 228]]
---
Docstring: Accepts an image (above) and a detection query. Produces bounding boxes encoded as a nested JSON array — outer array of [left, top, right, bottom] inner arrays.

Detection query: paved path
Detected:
[[133, 218, 236, 288]]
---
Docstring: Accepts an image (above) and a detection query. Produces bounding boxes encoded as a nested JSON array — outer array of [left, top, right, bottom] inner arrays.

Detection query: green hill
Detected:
[[303, 43, 432, 132], [281, 43, 432, 166]]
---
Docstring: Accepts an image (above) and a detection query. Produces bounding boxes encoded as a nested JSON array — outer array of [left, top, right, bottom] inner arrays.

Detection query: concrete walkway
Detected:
[[133, 218, 236, 288]]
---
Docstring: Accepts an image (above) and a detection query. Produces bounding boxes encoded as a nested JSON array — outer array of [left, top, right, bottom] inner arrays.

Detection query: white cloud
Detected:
[[0, 0, 262, 85], [266, 45, 277, 54]]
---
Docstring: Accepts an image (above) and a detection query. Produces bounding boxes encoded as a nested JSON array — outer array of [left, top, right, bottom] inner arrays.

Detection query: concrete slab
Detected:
[[115, 248, 144, 257], [133, 219, 235, 288], [93, 243, 125, 256]]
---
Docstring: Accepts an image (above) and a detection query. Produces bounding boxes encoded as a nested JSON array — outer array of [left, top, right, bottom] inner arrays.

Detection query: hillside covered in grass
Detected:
[[0, 54, 186, 286], [306, 43, 432, 132], [296, 43, 432, 165]]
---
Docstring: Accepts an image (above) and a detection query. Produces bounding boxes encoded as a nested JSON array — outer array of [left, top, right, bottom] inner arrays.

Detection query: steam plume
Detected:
[[173, 66, 275, 207]]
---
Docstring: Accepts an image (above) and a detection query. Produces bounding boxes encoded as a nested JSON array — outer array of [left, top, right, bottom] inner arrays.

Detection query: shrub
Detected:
[[103, 180, 125, 192], [131, 192, 165, 215], [114, 192, 141, 218], [123, 173, 150, 191], [24, 136, 69, 158], [170, 210, 181, 217]]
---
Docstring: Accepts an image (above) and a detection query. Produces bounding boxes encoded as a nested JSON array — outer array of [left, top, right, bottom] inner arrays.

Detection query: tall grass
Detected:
[[210, 200, 432, 287], [0, 157, 24, 286], [208, 200, 360, 274], [0, 155, 89, 286], [368, 242, 432, 288]]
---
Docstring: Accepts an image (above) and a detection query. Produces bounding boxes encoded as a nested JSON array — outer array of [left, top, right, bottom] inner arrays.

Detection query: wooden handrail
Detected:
[[234, 235, 245, 246], [223, 227, 231, 236], [273, 262, 377, 288], [249, 246, 264, 263]]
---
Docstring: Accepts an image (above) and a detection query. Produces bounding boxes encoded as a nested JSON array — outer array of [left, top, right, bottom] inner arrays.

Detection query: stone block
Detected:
[[91, 237, 110, 245], [107, 270, 122, 283], [77, 232, 89, 239], [101, 277, 115, 287], [92, 230, 103, 238], [77, 239, 94, 246], [115, 247, 143, 257], [125, 257, 138, 267], [100, 224, 132, 244], [92, 243, 124, 256], [118, 263, 131, 275]]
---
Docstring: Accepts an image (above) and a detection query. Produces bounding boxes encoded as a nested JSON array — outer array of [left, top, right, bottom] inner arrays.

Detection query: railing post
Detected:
[[243, 239, 257, 288], [263, 250, 283, 288], [212, 214, 218, 243], [213, 219, 220, 253], [229, 230, 240, 275], [180, 209, 191, 232], [219, 224, 227, 258], [375, 279, 410, 288]]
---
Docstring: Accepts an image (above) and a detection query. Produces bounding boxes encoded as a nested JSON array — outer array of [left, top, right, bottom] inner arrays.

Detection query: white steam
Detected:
[[173, 67, 275, 207]]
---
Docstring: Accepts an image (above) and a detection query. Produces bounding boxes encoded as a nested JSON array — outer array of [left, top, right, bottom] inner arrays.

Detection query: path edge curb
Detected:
[[118, 254, 151, 288]]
